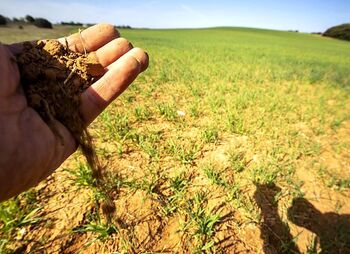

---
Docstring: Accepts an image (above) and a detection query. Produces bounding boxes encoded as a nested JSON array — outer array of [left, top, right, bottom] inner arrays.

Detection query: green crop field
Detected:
[[1, 24, 350, 253]]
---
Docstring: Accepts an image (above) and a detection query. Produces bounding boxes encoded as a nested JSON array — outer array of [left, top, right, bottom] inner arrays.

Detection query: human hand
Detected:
[[0, 23, 149, 201]]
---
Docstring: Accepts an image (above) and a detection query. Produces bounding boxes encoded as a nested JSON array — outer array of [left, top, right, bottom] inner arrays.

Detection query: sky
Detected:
[[0, 0, 349, 32]]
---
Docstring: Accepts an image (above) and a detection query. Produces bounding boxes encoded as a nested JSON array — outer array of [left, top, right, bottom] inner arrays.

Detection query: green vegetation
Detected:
[[0, 191, 42, 253], [25, 15, 35, 23], [323, 23, 350, 41], [0, 25, 76, 44], [33, 18, 52, 29], [0, 25, 350, 253]]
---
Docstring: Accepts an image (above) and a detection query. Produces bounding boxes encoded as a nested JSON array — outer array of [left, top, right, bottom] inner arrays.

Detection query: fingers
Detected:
[[8, 23, 119, 56], [94, 38, 133, 67], [108, 47, 149, 73], [5, 22, 148, 126], [80, 48, 149, 124], [58, 23, 119, 53]]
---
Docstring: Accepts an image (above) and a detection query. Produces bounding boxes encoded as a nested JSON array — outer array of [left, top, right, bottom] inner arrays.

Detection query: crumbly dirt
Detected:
[[17, 39, 103, 174], [16, 40, 115, 215]]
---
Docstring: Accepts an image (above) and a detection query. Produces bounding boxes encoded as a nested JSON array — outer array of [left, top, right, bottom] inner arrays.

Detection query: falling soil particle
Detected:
[[16, 39, 115, 215]]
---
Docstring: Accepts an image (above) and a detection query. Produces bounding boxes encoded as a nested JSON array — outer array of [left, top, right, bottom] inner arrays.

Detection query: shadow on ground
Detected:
[[288, 197, 350, 254], [254, 183, 300, 254], [254, 183, 350, 254]]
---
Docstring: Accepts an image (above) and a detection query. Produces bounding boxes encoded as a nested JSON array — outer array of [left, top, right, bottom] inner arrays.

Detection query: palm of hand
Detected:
[[0, 24, 148, 201]]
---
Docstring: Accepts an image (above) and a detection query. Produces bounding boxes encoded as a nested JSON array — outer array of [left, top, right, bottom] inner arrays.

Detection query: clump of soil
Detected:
[[16, 39, 114, 214]]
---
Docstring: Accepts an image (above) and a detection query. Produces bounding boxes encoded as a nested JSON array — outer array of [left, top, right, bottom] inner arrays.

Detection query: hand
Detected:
[[0, 24, 149, 201]]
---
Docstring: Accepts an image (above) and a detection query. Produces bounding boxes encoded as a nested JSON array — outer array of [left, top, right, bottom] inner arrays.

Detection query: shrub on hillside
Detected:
[[323, 23, 350, 41], [0, 15, 7, 25], [116, 25, 132, 29], [25, 15, 35, 23], [34, 18, 52, 29], [61, 21, 83, 26]]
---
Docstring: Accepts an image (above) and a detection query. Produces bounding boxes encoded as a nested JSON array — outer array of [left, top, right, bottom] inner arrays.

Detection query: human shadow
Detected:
[[254, 183, 301, 254], [287, 197, 350, 254]]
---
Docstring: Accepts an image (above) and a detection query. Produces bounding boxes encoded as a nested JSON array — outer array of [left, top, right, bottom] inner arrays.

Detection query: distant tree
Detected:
[[25, 15, 35, 23], [34, 18, 52, 29], [61, 21, 83, 26], [85, 23, 96, 27], [12, 17, 19, 23], [115, 25, 132, 29], [323, 23, 350, 41], [0, 14, 7, 25]]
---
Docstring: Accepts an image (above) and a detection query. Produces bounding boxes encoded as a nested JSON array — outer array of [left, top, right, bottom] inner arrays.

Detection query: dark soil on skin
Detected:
[[16, 40, 115, 214]]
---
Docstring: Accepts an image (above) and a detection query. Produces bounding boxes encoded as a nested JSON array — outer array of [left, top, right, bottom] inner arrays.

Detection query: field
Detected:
[[1, 24, 350, 253]]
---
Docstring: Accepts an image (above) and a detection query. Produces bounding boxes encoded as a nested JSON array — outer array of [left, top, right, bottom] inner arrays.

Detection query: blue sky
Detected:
[[0, 0, 349, 32]]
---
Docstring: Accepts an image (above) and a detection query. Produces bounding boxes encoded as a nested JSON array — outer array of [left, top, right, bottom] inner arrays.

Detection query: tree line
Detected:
[[0, 14, 133, 30], [0, 14, 53, 28], [323, 23, 350, 41]]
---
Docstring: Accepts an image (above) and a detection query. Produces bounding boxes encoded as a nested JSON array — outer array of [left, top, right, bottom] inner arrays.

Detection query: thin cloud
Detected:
[[179, 3, 207, 22], [180, 4, 194, 13]]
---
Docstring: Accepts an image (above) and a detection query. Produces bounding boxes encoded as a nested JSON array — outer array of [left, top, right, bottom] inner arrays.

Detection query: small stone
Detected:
[[177, 110, 186, 117]]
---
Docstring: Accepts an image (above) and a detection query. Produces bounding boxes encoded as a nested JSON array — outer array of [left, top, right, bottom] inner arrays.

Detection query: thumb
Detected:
[[0, 45, 20, 97]]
